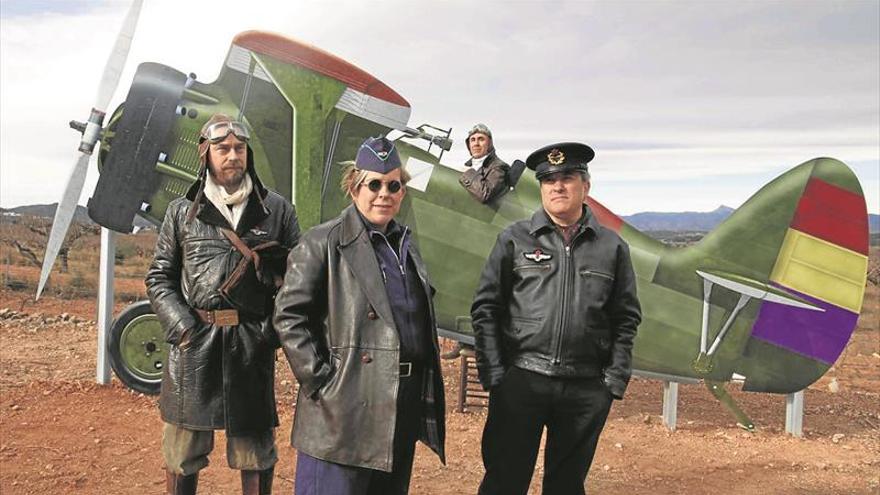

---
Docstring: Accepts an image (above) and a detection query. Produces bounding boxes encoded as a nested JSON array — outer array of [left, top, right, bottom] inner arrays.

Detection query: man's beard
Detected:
[[210, 161, 246, 190]]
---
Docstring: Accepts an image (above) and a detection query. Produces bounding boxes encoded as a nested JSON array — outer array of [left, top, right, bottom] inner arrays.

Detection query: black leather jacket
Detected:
[[471, 206, 641, 399], [146, 165, 299, 435], [459, 151, 510, 203], [273, 205, 445, 472]]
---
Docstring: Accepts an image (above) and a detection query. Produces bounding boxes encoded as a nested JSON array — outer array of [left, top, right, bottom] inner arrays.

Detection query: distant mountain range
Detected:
[[1, 203, 877, 234], [622, 206, 879, 233], [622, 205, 736, 231], [0, 204, 154, 230], [622, 205, 879, 233]]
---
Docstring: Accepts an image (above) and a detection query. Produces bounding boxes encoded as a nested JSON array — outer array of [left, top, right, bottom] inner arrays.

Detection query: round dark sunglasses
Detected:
[[364, 179, 402, 194]]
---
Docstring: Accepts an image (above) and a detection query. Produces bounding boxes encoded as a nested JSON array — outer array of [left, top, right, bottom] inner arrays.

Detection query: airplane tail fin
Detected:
[[694, 158, 869, 393]]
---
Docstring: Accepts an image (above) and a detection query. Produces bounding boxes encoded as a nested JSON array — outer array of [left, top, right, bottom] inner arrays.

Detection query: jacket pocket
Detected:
[[315, 352, 342, 400], [508, 316, 543, 349], [579, 269, 615, 306], [514, 264, 551, 273]]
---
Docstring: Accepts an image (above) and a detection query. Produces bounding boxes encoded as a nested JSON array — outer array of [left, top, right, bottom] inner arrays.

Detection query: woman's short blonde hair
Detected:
[[339, 160, 411, 197]]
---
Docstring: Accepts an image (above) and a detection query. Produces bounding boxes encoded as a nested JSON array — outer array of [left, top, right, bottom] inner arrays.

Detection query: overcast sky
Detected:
[[1, 0, 877, 215]]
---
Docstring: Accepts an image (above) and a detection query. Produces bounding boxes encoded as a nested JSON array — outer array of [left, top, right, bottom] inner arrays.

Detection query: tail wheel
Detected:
[[108, 300, 166, 395]]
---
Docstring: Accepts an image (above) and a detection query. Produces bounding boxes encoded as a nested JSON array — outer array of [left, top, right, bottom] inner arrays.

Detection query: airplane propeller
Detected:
[[36, 0, 144, 300]]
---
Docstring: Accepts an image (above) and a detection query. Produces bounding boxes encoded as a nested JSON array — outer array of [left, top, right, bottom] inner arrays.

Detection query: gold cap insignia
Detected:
[[547, 149, 565, 166]]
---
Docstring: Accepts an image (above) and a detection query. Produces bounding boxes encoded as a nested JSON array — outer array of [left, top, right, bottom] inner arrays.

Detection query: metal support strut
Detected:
[[785, 390, 804, 437], [96, 228, 116, 384]]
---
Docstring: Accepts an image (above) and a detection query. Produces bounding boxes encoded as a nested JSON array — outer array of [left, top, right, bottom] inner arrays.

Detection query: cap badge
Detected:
[[547, 149, 565, 166], [523, 249, 552, 263], [377, 150, 388, 159]]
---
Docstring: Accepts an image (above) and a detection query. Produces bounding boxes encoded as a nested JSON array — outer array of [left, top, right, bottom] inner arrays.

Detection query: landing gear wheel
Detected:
[[108, 300, 166, 395]]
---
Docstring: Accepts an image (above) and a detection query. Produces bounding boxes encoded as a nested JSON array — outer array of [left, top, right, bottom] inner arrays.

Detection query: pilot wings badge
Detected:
[[523, 249, 552, 263]]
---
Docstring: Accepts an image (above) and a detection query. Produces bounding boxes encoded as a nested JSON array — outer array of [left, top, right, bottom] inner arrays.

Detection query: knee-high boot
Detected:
[[241, 467, 273, 495], [165, 469, 198, 495]]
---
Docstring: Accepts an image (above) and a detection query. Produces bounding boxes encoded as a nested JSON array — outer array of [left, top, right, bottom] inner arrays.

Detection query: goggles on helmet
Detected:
[[202, 120, 251, 143]]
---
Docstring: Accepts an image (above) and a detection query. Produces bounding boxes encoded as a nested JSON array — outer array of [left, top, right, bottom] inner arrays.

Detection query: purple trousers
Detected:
[[293, 369, 423, 495]]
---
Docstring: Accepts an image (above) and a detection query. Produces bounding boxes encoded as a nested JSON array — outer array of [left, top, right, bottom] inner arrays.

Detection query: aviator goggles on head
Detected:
[[201, 120, 251, 144], [360, 178, 403, 194]]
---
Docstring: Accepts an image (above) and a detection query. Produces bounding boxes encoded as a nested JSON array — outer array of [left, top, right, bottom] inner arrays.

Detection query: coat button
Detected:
[[361, 353, 373, 364], [367, 310, 378, 320]]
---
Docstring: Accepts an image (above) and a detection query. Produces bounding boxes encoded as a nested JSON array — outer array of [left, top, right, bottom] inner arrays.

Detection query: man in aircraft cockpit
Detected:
[[458, 123, 510, 204]]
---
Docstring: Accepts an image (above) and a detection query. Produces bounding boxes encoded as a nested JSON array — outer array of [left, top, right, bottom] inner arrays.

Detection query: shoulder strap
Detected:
[[220, 228, 254, 257], [220, 227, 263, 276]]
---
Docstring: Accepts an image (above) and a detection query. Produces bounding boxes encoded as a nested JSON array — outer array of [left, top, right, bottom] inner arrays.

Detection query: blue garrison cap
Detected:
[[526, 142, 594, 181], [355, 136, 402, 174]]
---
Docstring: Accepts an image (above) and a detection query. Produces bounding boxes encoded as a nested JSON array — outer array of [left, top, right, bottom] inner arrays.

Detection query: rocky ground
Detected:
[[0, 286, 878, 494]]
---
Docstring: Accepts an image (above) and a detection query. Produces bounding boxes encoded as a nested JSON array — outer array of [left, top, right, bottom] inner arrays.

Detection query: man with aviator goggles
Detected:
[[202, 120, 251, 144]]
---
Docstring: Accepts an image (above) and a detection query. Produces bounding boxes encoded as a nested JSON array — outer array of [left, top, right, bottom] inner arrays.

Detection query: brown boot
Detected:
[[165, 470, 198, 495], [241, 468, 274, 495]]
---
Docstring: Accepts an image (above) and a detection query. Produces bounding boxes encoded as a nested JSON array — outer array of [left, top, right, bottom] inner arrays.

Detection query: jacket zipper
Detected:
[[552, 228, 587, 365], [376, 227, 408, 276]]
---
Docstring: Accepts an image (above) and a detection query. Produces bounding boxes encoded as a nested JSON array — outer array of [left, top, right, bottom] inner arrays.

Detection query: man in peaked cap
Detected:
[[470, 142, 642, 494], [274, 136, 446, 495], [458, 123, 511, 203], [147, 114, 300, 494]]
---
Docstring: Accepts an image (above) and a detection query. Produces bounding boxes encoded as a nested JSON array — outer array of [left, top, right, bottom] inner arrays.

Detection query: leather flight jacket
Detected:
[[471, 206, 641, 399], [459, 151, 510, 203], [273, 205, 445, 472], [146, 161, 300, 435]]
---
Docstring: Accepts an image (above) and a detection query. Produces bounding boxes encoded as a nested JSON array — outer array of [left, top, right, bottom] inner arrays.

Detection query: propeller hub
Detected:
[[77, 108, 106, 155]]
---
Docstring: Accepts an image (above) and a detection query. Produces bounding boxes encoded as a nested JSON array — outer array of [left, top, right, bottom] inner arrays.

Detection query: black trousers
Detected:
[[478, 366, 614, 495]]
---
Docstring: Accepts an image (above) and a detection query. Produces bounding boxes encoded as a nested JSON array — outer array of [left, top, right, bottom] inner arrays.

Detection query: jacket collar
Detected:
[[339, 204, 367, 247], [337, 204, 397, 328], [529, 204, 599, 239], [190, 187, 270, 234]]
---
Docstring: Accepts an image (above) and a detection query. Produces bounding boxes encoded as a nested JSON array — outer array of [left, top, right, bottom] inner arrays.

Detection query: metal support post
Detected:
[[785, 390, 804, 437], [96, 227, 115, 384], [662, 380, 679, 431]]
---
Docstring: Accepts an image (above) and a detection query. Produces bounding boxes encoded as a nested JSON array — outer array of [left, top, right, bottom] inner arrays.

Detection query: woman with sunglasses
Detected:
[[274, 136, 446, 495]]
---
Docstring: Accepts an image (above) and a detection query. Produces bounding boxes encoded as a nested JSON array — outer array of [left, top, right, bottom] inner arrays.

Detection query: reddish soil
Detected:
[[0, 279, 878, 494]]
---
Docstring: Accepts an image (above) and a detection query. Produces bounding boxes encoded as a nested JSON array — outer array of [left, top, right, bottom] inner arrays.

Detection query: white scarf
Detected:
[[470, 154, 488, 172], [203, 172, 253, 230]]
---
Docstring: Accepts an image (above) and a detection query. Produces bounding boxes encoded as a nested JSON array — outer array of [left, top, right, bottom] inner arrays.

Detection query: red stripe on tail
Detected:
[[790, 178, 868, 255]]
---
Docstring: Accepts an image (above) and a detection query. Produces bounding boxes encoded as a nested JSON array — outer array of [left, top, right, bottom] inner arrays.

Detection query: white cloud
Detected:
[[1, 0, 877, 214]]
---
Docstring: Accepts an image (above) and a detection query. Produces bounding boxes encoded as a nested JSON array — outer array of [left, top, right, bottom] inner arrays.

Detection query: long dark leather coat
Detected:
[[471, 206, 641, 399], [273, 205, 446, 472], [146, 163, 299, 436], [459, 151, 510, 203]]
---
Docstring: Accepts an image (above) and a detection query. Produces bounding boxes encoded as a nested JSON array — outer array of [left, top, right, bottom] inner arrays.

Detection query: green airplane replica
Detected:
[[41, 29, 870, 430]]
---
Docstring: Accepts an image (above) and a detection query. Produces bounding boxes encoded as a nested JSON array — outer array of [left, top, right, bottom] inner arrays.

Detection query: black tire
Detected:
[[108, 300, 167, 395]]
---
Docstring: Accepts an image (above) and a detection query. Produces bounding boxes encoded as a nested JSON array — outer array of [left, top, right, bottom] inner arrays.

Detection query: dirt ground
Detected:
[[1, 277, 878, 494]]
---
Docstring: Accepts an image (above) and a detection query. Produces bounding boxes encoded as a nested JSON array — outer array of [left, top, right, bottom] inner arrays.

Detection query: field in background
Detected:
[[0, 216, 877, 494]]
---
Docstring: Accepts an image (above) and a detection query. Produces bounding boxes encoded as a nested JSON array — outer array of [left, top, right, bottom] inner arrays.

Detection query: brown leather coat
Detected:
[[459, 151, 510, 203]]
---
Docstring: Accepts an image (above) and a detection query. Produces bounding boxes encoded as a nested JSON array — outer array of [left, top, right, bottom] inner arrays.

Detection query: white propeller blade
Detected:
[[35, 0, 143, 300], [94, 0, 143, 112], [36, 154, 91, 300]]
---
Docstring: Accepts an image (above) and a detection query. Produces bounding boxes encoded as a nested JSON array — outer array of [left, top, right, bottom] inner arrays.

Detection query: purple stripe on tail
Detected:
[[750, 284, 858, 365]]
